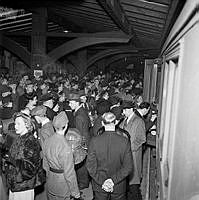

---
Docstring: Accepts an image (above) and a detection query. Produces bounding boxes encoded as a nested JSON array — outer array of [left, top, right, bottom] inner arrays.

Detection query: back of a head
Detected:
[[138, 102, 150, 110], [102, 112, 116, 125]]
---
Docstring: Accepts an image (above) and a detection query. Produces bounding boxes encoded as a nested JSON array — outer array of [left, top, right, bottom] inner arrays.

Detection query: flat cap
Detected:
[[31, 105, 47, 117], [53, 111, 69, 130]]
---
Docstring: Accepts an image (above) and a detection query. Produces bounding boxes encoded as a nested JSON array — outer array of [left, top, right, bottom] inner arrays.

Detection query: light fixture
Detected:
[[64, 30, 68, 33]]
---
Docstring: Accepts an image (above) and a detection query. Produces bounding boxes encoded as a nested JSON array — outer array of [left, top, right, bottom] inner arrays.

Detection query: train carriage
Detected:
[[144, 1, 199, 199]]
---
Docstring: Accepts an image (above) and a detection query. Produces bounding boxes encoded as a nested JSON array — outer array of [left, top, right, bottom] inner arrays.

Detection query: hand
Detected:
[[71, 193, 81, 200], [102, 184, 113, 193], [102, 179, 114, 193]]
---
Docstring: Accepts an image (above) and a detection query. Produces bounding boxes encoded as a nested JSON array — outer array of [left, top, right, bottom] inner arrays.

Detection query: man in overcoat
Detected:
[[68, 92, 91, 189], [86, 112, 133, 200], [120, 101, 149, 200]]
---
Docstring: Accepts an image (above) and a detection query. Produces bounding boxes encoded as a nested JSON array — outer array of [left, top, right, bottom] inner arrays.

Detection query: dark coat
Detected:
[[45, 106, 56, 121], [74, 106, 91, 145], [18, 92, 36, 111], [86, 131, 133, 193], [92, 115, 103, 137], [5, 131, 42, 192]]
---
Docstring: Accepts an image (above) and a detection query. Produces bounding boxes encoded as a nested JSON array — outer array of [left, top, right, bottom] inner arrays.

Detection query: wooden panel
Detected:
[[126, 11, 165, 24], [123, 3, 167, 19], [129, 18, 164, 29], [122, 0, 169, 13]]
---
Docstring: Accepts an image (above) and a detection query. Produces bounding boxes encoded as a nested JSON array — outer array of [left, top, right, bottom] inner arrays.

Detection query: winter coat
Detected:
[[5, 131, 42, 192]]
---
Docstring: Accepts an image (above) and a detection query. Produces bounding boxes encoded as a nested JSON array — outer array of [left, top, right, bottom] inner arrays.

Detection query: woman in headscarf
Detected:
[[5, 112, 42, 200]]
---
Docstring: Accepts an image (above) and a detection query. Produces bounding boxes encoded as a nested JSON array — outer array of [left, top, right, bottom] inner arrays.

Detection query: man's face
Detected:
[[23, 75, 28, 80], [69, 100, 79, 110], [44, 99, 54, 109], [123, 108, 133, 118], [73, 84, 78, 90], [80, 96, 87, 103], [40, 84, 46, 90], [103, 92, 109, 100], [26, 84, 34, 93], [58, 84, 63, 92], [30, 96, 37, 106], [143, 107, 150, 116]]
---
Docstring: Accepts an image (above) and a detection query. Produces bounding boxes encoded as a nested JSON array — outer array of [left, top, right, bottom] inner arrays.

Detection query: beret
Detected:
[[31, 105, 47, 117], [53, 111, 69, 130]]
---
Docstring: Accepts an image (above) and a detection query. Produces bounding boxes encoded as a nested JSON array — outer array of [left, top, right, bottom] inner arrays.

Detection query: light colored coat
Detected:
[[120, 112, 146, 185], [43, 134, 79, 199]]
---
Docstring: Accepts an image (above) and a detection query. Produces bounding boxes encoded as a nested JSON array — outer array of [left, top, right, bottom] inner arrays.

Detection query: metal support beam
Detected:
[[4, 30, 131, 39], [48, 37, 130, 62], [97, 0, 135, 35], [87, 48, 139, 68], [0, 34, 31, 67], [31, 8, 47, 68]]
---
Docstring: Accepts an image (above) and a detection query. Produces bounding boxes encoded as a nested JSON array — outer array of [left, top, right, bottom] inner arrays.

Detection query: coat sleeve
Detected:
[[111, 140, 133, 184], [59, 143, 80, 197], [43, 146, 49, 177], [86, 139, 104, 185], [20, 137, 41, 180], [75, 115, 90, 143], [132, 119, 146, 151]]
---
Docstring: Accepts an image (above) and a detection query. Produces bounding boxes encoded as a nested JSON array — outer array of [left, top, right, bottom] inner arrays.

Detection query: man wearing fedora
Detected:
[[68, 92, 91, 190], [86, 112, 133, 200], [120, 101, 148, 200], [38, 93, 56, 121]]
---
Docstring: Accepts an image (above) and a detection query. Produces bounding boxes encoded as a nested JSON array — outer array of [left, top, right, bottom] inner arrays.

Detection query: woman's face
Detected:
[[15, 117, 27, 135]]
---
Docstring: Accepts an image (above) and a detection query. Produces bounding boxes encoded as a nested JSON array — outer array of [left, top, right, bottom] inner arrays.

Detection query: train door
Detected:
[[143, 58, 162, 103]]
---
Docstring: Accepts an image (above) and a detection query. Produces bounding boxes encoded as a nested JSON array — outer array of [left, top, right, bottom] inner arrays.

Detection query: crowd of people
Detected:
[[0, 70, 157, 200]]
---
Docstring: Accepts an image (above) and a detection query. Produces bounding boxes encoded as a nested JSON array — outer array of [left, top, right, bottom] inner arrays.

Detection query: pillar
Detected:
[[31, 8, 47, 69]]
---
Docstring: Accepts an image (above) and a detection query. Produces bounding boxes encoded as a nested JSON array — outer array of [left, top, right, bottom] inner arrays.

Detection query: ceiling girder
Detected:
[[97, 0, 134, 35]]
